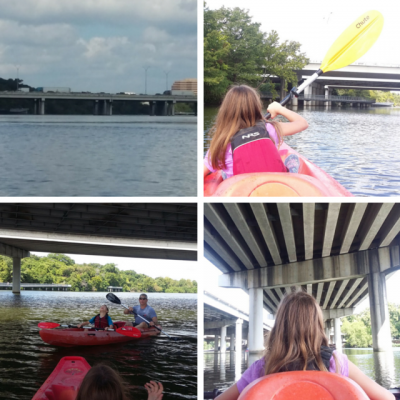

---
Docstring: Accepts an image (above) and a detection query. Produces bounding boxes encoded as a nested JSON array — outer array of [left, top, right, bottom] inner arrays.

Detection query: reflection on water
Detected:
[[0, 115, 197, 196], [204, 349, 400, 391], [0, 291, 197, 400], [204, 107, 400, 197]]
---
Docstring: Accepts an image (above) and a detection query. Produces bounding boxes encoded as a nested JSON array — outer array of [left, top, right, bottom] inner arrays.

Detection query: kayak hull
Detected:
[[204, 142, 353, 197], [32, 356, 90, 400], [39, 321, 161, 347]]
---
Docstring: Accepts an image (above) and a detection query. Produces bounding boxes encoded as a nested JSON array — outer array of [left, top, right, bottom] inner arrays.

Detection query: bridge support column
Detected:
[[291, 95, 298, 110], [248, 288, 264, 357], [325, 87, 331, 108], [304, 85, 311, 108], [33, 99, 38, 114], [325, 319, 331, 344], [230, 333, 235, 351], [279, 78, 286, 102], [167, 101, 175, 116], [334, 318, 342, 352], [220, 326, 227, 353], [39, 98, 45, 115], [150, 101, 156, 116], [349, 103, 352, 107], [337, 102, 342, 108], [108, 100, 113, 116], [93, 100, 99, 115], [12, 257, 21, 294], [214, 335, 219, 353], [235, 318, 243, 380], [368, 271, 392, 352]]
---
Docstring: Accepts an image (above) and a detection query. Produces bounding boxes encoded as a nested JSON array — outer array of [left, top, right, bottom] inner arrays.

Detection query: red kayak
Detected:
[[32, 356, 90, 400], [204, 142, 353, 197], [39, 321, 160, 347]]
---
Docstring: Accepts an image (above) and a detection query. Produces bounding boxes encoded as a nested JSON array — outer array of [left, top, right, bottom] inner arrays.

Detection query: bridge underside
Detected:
[[205, 202, 400, 352]]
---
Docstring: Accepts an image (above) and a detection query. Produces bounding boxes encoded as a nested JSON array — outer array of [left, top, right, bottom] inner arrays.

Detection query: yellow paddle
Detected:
[[266, 10, 384, 118]]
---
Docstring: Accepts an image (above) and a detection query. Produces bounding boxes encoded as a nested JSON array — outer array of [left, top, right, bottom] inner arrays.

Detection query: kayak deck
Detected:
[[32, 356, 90, 400], [39, 321, 161, 347], [204, 142, 353, 197]]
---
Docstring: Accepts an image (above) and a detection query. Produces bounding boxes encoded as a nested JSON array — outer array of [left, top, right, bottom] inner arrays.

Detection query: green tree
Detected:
[[48, 253, 75, 266], [342, 318, 372, 348]]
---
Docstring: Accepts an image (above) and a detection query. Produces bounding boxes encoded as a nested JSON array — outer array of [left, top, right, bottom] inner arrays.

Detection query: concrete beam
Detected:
[[263, 294, 277, 313], [225, 204, 268, 267], [322, 308, 354, 320], [204, 204, 253, 269], [303, 203, 315, 260], [359, 204, 394, 251], [379, 204, 400, 247], [12, 257, 21, 294], [340, 203, 367, 254], [337, 278, 364, 308], [204, 319, 238, 330], [322, 203, 341, 257], [265, 289, 280, 307], [330, 279, 350, 309], [322, 281, 336, 309], [316, 282, 324, 304], [277, 204, 296, 262], [218, 246, 400, 290], [0, 242, 30, 259], [250, 204, 282, 265]]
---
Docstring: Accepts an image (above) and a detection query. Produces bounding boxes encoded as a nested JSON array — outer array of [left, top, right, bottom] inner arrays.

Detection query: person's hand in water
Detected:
[[145, 381, 163, 400]]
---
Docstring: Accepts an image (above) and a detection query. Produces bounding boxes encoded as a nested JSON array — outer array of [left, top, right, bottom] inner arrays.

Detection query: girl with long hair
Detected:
[[76, 364, 163, 400], [216, 291, 394, 400], [204, 85, 308, 179]]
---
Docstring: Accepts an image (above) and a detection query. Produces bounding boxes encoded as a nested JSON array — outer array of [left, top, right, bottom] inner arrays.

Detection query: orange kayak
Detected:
[[39, 321, 160, 347], [204, 142, 353, 197], [32, 356, 90, 400]]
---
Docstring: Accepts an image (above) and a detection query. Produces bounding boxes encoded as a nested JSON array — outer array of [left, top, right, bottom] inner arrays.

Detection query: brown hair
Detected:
[[76, 365, 129, 400], [207, 85, 283, 170], [264, 291, 339, 375]]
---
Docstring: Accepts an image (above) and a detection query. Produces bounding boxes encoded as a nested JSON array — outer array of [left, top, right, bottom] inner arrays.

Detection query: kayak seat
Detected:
[[204, 170, 224, 196], [238, 371, 369, 400], [114, 321, 126, 329], [44, 385, 78, 400]]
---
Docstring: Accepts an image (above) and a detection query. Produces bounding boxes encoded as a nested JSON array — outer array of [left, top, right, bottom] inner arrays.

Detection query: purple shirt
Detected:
[[236, 351, 349, 393], [204, 123, 279, 179]]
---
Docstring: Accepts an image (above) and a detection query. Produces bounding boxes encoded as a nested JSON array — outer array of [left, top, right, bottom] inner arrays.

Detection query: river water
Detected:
[[204, 106, 400, 197], [0, 291, 197, 400], [204, 348, 400, 392], [0, 115, 197, 196]]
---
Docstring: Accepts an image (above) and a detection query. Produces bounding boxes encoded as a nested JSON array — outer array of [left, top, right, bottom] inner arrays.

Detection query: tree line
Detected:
[[204, 3, 309, 105], [0, 254, 197, 293], [333, 88, 400, 106], [341, 305, 400, 347]]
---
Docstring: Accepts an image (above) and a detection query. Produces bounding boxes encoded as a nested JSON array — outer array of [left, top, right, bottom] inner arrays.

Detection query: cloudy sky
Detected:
[[0, 0, 197, 93], [206, 0, 399, 65]]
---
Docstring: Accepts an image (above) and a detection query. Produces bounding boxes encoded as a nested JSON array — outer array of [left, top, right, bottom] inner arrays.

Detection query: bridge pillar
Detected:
[[230, 333, 235, 351], [108, 100, 113, 116], [93, 100, 99, 115], [33, 99, 38, 114], [368, 271, 392, 352], [337, 102, 342, 108], [357, 103, 360, 108], [235, 319, 243, 380], [325, 319, 332, 344], [220, 326, 227, 353], [214, 334, 219, 353], [279, 78, 286, 101], [150, 101, 156, 116], [349, 103, 352, 107], [167, 101, 175, 116], [39, 98, 45, 115], [248, 288, 264, 357], [12, 257, 21, 294], [325, 87, 331, 108], [334, 318, 342, 352]]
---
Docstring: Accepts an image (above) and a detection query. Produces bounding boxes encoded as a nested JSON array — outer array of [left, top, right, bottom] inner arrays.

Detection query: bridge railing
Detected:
[[298, 94, 375, 103]]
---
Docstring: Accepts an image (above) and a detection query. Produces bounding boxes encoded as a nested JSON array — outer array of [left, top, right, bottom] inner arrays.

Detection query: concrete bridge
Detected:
[[0, 203, 197, 294], [0, 92, 197, 116], [0, 283, 71, 290], [205, 202, 400, 355]]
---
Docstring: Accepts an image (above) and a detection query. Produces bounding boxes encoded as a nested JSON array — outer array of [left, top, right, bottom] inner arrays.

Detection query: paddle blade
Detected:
[[320, 10, 384, 73], [38, 322, 60, 329], [106, 292, 121, 305], [116, 326, 142, 338]]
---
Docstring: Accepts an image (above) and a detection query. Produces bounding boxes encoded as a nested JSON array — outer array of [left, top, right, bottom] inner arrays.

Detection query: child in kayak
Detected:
[[204, 85, 308, 179], [77, 305, 114, 331], [216, 291, 394, 400], [76, 364, 164, 400]]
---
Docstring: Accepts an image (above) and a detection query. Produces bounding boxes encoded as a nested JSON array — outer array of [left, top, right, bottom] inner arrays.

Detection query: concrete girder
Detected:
[[379, 204, 400, 247], [303, 203, 315, 260], [204, 225, 242, 272], [205, 247, 231, 274], [337, 278, 364, 308], [277, 204, 296, 262], [263, 294, 277, 313], [265, 288, 280, 307], [307, 284, 312, 295], [322, 203, 341, 257], [225, 204, 268, 267], [330, 279, 350, 309], [346, 282, 368, 307], [359, 204, 395, 251], [322, 308, 354, 320], [340, 203, 368, 254], [322, 281, 336, 309], [250, 204, 282, 265], [205, 204, 253, 269], [0, 242, 30, 259], [218, 246, 400, 290], [275, 287, 285, 300], [316, 283, 324, 304], [204, 319, 238, 330]]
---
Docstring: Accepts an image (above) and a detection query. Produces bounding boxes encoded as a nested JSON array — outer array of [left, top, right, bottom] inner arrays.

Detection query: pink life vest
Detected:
[[231, 122, 287, 175]]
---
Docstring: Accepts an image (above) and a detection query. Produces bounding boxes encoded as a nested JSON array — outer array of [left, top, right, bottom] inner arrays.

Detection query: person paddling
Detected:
[[77, 305, 114, 331], [204, 85, 308, 179], [124, 293, 158, 329], [215, 291, 394, 400]]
